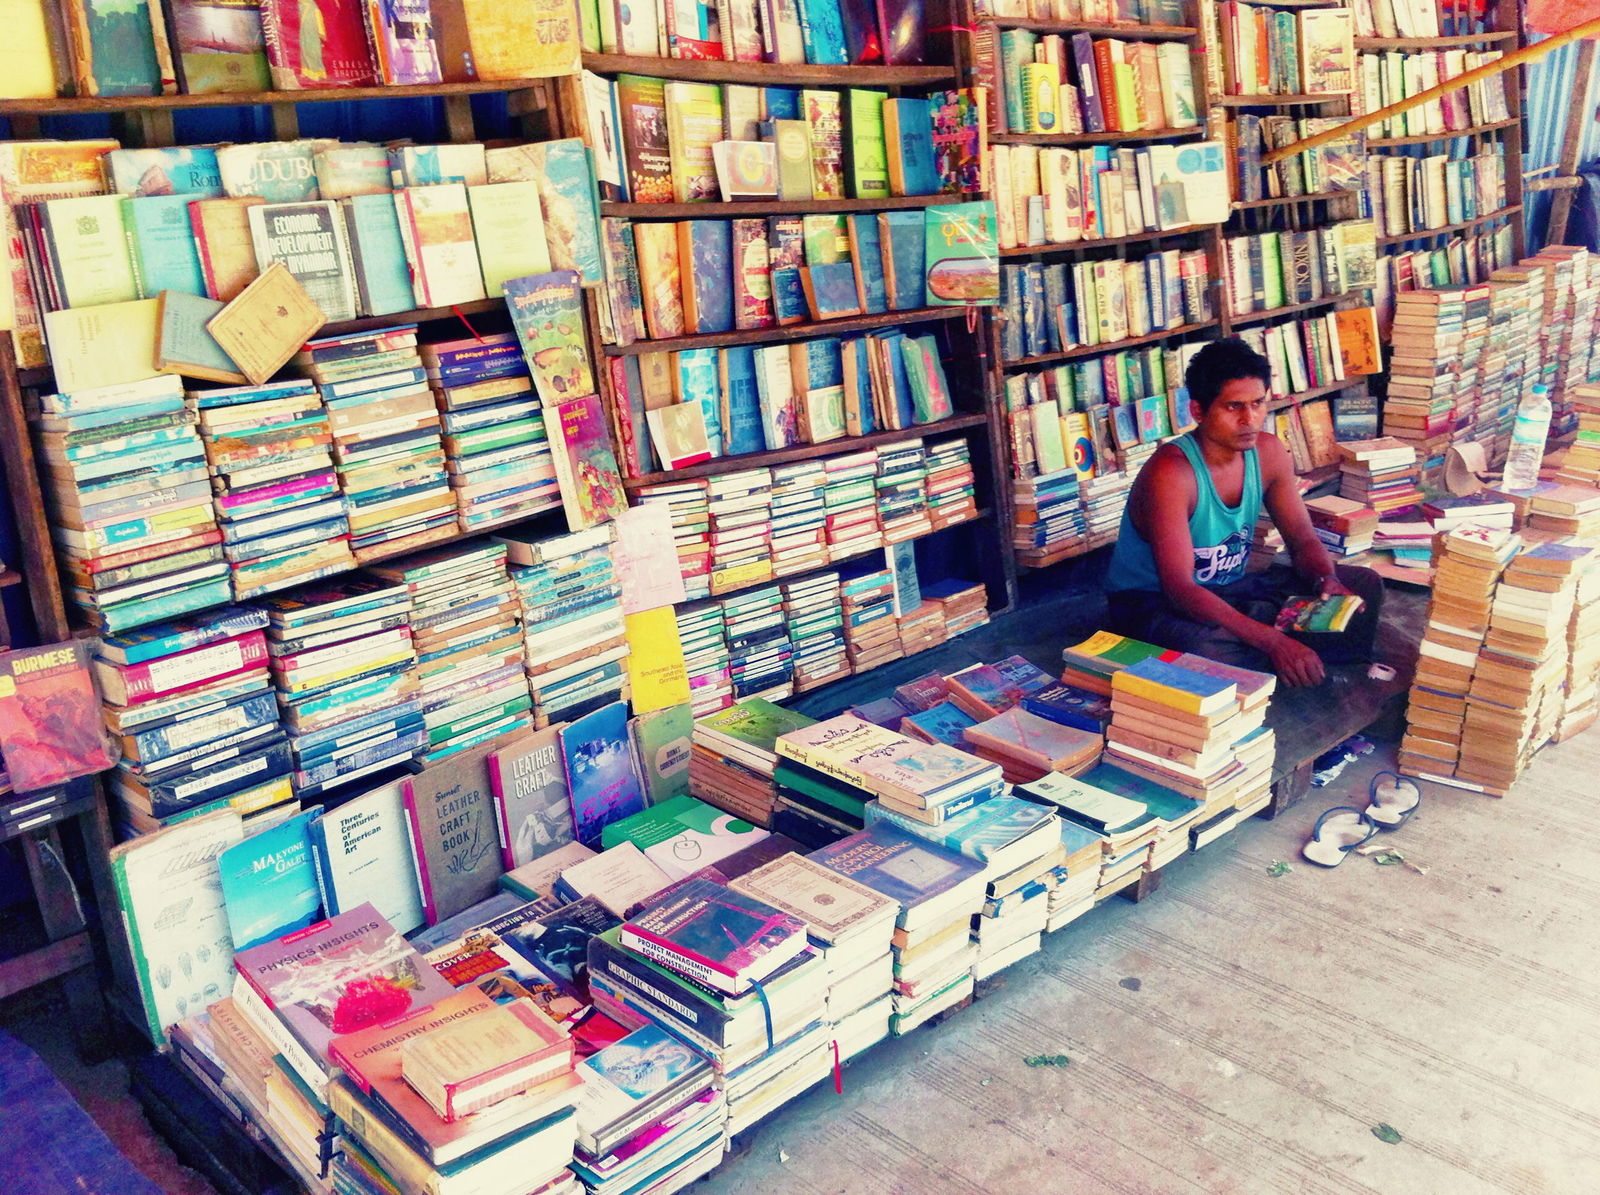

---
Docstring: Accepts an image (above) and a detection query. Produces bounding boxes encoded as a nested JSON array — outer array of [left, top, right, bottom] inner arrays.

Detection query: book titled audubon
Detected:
[[618, 877, 808, 995]]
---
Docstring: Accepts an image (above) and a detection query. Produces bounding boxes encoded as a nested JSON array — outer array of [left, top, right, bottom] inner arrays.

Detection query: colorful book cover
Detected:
[[601, 795, 768, 882], [711, 141, 777, 201], [628, 703, 693, 805], [169, 0, 272, 92], [808, 822, 982, 911], [845, 88, 890, 199], [901, 701, 976, 748], [923, 201, 998, 306], [645, 403, 713, 469], [865, 793, 1052, 862], [217, 141, 320, 202], [1111, 656, 1237, 714], [730, 219, 773, 330], [123, 194, 208, 299], [259, 0, 379, 88], [615, 74, 673, 204], [900, 334, 954, 423], [673, 347, 723, 456], [1274, 593, 1364, 633], [1016, 769, 1147, 834], [488, 726, 575, 871], [1019, 682, 1113, 734], [308, 777, 425, 934], [930, 87, 986, 195], [848, 213, 887, 313], [803, 89, 845, 200], [547, 394, 627, 530], [720, 346, 765, 456], [67, 0, 174, 97], [104, 147, 223, 197], [363, 0, 441, 84], [677, 220, 735, 334], [483, 139, 605, 286], [393, 182, 486, 306], [633, 221, 686, 340], [403, 738, 507, 926], [620, 877, 804, 987], [560, 701, 648, 847], [766, 216, 808, 324], [883, 96, 939, 196], [459, 0, 581, 80], [502, 270, 595, 406], [664, 80, 723, 203], [218, 809, 321, 951], [0, 640, 118, 791]]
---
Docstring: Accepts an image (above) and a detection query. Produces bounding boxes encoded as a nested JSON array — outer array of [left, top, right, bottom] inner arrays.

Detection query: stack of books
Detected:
[[589, 878, 831, 1139], [962, 707, 1102, 783], [1382, 290, 1462, 492], [506, 527, 630, 728], [841, 568, 901, 671], [677, 603, 731, 716], [1534, 246, 1599, 436], [783, 573, 851, 691], [1421, 494, 1516, 535], [1526, 484, 1600, 539], [305, 326, 458, 561], [810, 823, 987, 1036], [823, 450, 882, 560], [567, 1024, 723, 1194], [367, 541, 527, 764], [425, 332, 559, 530], [1306, 495, 1379, 558], [707, 468, 774, 596], [1045, 818, 1104, 932], [1400, 526, 1519, 780], [1017, 770, 1159, 901], [720, 584, 794, 702], [192, 380, 355, 600], [260, 579, 421, 799], [1087, 762, 1215, 871], [1019, 676, 1113, 736], [690, 698, 816, 828], [876, 440, 932, 542], [631, 480, 712, 601], [40, 374, 226, 633], [924, 578, 990, 636], [1553, 388, 1600, 485], [1484, 262, 1547, 455], [1080, 461, 1141, 545], [730, 854, 898, 1063], [98, 608, 292, 836], [1013, 468, 1087, 557], [897, 598, 947, 657], [925, 437, 978, 528], [1555, 548, 1600, 741], [1060, 630, 1170, 695], [769, 460, 829, 576], [1337, 437, 1422, 513]]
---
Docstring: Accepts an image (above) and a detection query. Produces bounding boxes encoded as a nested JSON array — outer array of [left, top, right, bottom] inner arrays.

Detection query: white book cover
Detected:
[[308, 778, 425, 934]]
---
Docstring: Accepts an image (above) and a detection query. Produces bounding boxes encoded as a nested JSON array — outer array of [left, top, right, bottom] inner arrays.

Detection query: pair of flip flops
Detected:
[[1301, 773, 1422, 868]]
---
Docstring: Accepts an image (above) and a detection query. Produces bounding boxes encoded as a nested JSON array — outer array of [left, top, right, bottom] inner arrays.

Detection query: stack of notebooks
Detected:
[[783, 573, 851, 691], [424, 332, 559, 530], [1013, 468, 1087, 556], [720, 584, 794, 702], [40, 374, 226, 633], [632, 481, 713, 601], [1337, 438, 1423, 514], [707, 468, 774, 596], [568, 1025, 723, 1195], [769, 460, 830, 576], [98, 608, 293, 836], [924, 578, 989, 636], [730, 854, 898, 1063], [924, 437, 979, 528], [367, 541, 528, 764], [303, 325, 458, 561], [192, 380, 355, 600], [675, 602, 729, 717], [1400, 526, 1519, 780], [823, 450, 883, 561], [506, 527, 630, 728], [259, 579, 421, 798], [690, 697, 817, 828], [810, 823, 987, 1036], [841, 568, 901, 671], [875, 440, 932, 543]]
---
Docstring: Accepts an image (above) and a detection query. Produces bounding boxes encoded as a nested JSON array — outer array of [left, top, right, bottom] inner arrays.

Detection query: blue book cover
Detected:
[[342, 194, 416, 317], [796, 0, 849, 65], [771, 267, 808, 323], [104, 147, 224, 197], [676, 347, 724, 456], [879, 210, 925, 311], [877, 330, 916, 427], [808, 822, 982, 911], [1020, 683, 1112, 734], [218, 810, 321, 951], [719, 346, 765, 456], [560, 701, 648, 847], [100, 605, 268, 665], [901, 700, 976, 747], [844, 336, 875, 433], [123, 195, 206, 298], [848, 214, 887, 313], [680, 221, 735, 334], [864, 794, 1054, 863], [764, 88, 802, 119], [1115, 657, 1236, 708], [805, 261, 862, 319], [1022, 263, 1047, 355], [888, 98, 939, 196], [543, 140, 606, 286]]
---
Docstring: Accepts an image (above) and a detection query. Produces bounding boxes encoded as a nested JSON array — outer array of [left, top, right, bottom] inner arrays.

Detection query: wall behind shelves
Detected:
[[1523, 32, 1600, 250]]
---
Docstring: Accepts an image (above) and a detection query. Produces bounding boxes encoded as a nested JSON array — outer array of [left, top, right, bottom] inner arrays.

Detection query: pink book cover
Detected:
[[619, 877, 804, 983], [965, 707, 1100, 764], [113, 631, 269, 705], [214, 472, 338, 513], [260, 0, 380, 89], [550, 394, 628, 530]]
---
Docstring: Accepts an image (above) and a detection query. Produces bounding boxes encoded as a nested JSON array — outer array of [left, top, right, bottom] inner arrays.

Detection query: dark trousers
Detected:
[[1106, 564, 1386, 673]]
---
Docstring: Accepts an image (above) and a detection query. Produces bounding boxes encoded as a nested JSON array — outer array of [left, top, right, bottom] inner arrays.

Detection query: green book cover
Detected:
[[923, 201, 999, 306], [802, 213, 850, 266], [1261, 233, 1285, 310], [697, 697, 816, 751], [503, 269, 594, 405], [599, 794, 768, 880], [629, 703, 693, 805], [846, 88, 890, 200]]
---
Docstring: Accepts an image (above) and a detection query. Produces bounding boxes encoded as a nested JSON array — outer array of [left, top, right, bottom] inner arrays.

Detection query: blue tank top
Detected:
[[1104, 433, 1262, 593]]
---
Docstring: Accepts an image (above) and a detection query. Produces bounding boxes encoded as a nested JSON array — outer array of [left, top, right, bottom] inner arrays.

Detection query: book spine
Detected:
[[588, 940, 737, 1045], [228, 969, 329, 1099], [400, 780, 438, 926]]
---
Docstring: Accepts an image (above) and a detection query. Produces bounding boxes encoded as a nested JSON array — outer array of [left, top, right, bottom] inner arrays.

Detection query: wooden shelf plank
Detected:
[[1354, 32, 1517, 48], [0, 570, 21, 589], [601, 195, 938, 218], [1375, 204, 1521, 246], [1230, 190, 1351, 210], [999, 225, 1209, 257], [0, 79, 550, 115], [604, 307, 962, 356], [991, 128, 1205, 146], [580, 52, 958, 85], [1001, 320, 1218, 371], [1268, 380, 1356, 411], [1366, 117, 1520, 147], [1216, 92, 1349, 107], [621, 412, 988, 487], [1228, 295, 1351, 328], [980, 17, 1198, 39]]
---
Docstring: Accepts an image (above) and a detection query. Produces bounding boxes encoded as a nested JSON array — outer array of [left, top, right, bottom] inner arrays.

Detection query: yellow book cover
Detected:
[[624, 607, 690, 714], [663, 81, 723, 203], [1111, 62, 1140, 133], [207, 263, 326, 384], [42, 298, 162, 394], [461, 0, 581, 79], [0, 0, 64, 99], [633, 222, 685, 340], [466, 181, 552, 295]]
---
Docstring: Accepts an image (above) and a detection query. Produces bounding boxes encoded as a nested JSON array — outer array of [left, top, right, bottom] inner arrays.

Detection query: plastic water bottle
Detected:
[[1503, 383, 1554, 492]]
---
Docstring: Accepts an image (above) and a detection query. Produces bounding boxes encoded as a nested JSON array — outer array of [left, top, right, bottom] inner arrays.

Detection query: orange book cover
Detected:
[[1091, 40, 1122, 132], [1334, 306, 1381, 375], [1129, 43, 1164, 131]]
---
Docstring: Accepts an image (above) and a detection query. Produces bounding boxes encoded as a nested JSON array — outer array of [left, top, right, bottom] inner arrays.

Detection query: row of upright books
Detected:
[[1236, 311, 1381, 403], [973, 0, 1186, 24], [1221, 222, 1378, 316], [588, 0, 934, 65], [986, 31, 1198, 136], [1353, 50, 1511, 140], [1373, 227, 1517, 333], [998, 251, 1212, 364], [1217, 3, 1355, 97], [1229, 114, 1366, 202], [1349, 0, 1498, 38], [1366, 149, 1509, 241], [989, 140, 1230, 251], [585, 77, 985, 205]]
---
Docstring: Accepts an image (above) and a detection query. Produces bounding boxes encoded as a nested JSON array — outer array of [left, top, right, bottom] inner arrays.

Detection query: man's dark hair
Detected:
[[1184, 338, 1271, 412]]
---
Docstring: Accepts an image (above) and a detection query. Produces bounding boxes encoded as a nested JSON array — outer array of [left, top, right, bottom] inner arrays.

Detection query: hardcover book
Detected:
[[308, 777, 425, 934], [616, 74, 674, 204], [489, 727, 576, 870], [217, 140, 320, 202], [628, 703, 693, 804], [560, 700, 648, 846], [403, 739, 507, 925], [191, 196, 266, 302], [124, 194, 208, 298], [664, 81, 724, 203], [0, 640, 118, 791], [803, 89, 845, 199], [156, 291, 248, 383]]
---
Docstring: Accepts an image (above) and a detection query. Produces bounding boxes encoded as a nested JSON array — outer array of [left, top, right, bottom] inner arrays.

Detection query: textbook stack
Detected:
[[783, 573, 851, 691], [824, 451, 883, 561], [897, 598, 946, 658], [925, 578, 990, 638], [690, 698, 817, 827], [97, 608, 292, 837], [632, 481, 713, 601], [1044, 816, 1104, 932], [1305, 495, 1379, 558], [1552, 387, 1600, 485], [38, 374, 227, 634], [367, 541, 528, 764], [677, 603, 732, 716], [708, 468, 774, 596], [841, 569, 901, 672], [259, 579, 421, 799], [769, 461, 830, 576], [192, 381, 355, 600], [875, 441, 932, 543], [809, 822, 986, 1036], [1337, 438, 1422, 513], [1017, 769, 1159, 900], [719, 585, 794, 702], [1012, 468, 1087, 557], [730, 854, 897, 1063], [924, 437, 979, 528], [509, 528, 630, 728], [1485, 262, 1548, 457], [424, 332, 559, 530], [304, 327, 457, 561], [1399, 526, 1517, 779]]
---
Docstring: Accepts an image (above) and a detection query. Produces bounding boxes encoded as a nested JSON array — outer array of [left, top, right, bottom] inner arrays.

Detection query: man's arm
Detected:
[[1135, 445, 1325, 686], [1257, 434, 1347, 597]]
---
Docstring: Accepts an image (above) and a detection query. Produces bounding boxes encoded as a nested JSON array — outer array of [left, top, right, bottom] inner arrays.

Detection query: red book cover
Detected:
[[548, 393, 628, 531], [617, 877, 807, 993], [259, 0, 380, 89], [0, 641, 117, 791], [96, 630, 269, 706]]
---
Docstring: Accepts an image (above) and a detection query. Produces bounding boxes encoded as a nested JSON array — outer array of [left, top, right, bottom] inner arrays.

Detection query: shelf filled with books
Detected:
[[579, 52, 960, 86], [1373, 204, 1522, 247], [1366, 117, 1520, 149]]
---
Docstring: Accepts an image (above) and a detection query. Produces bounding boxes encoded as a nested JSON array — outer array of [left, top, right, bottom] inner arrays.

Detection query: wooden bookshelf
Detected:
[[580, 53, 958, 85], [1016, 529, 1118, 569], [1230, 191, 1350, 210], [1374, 204, 1522, 247], [1215, 93, 1349, 107], [998, 226, 1209, 258], [1366, 117, 1521, 148], [620, 412, 989, 488], [1228, 295, 1348, 328], [1001, 321, 1219, 371], [602, 307, 963, 357], [1354, 32, 1517, 49], [600, 196, 939, 218], [0, 79, 555, 114], [990, 128, 1206, 146], [1268, 380, 1355, 412], [979, 17, 1198, 40]]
